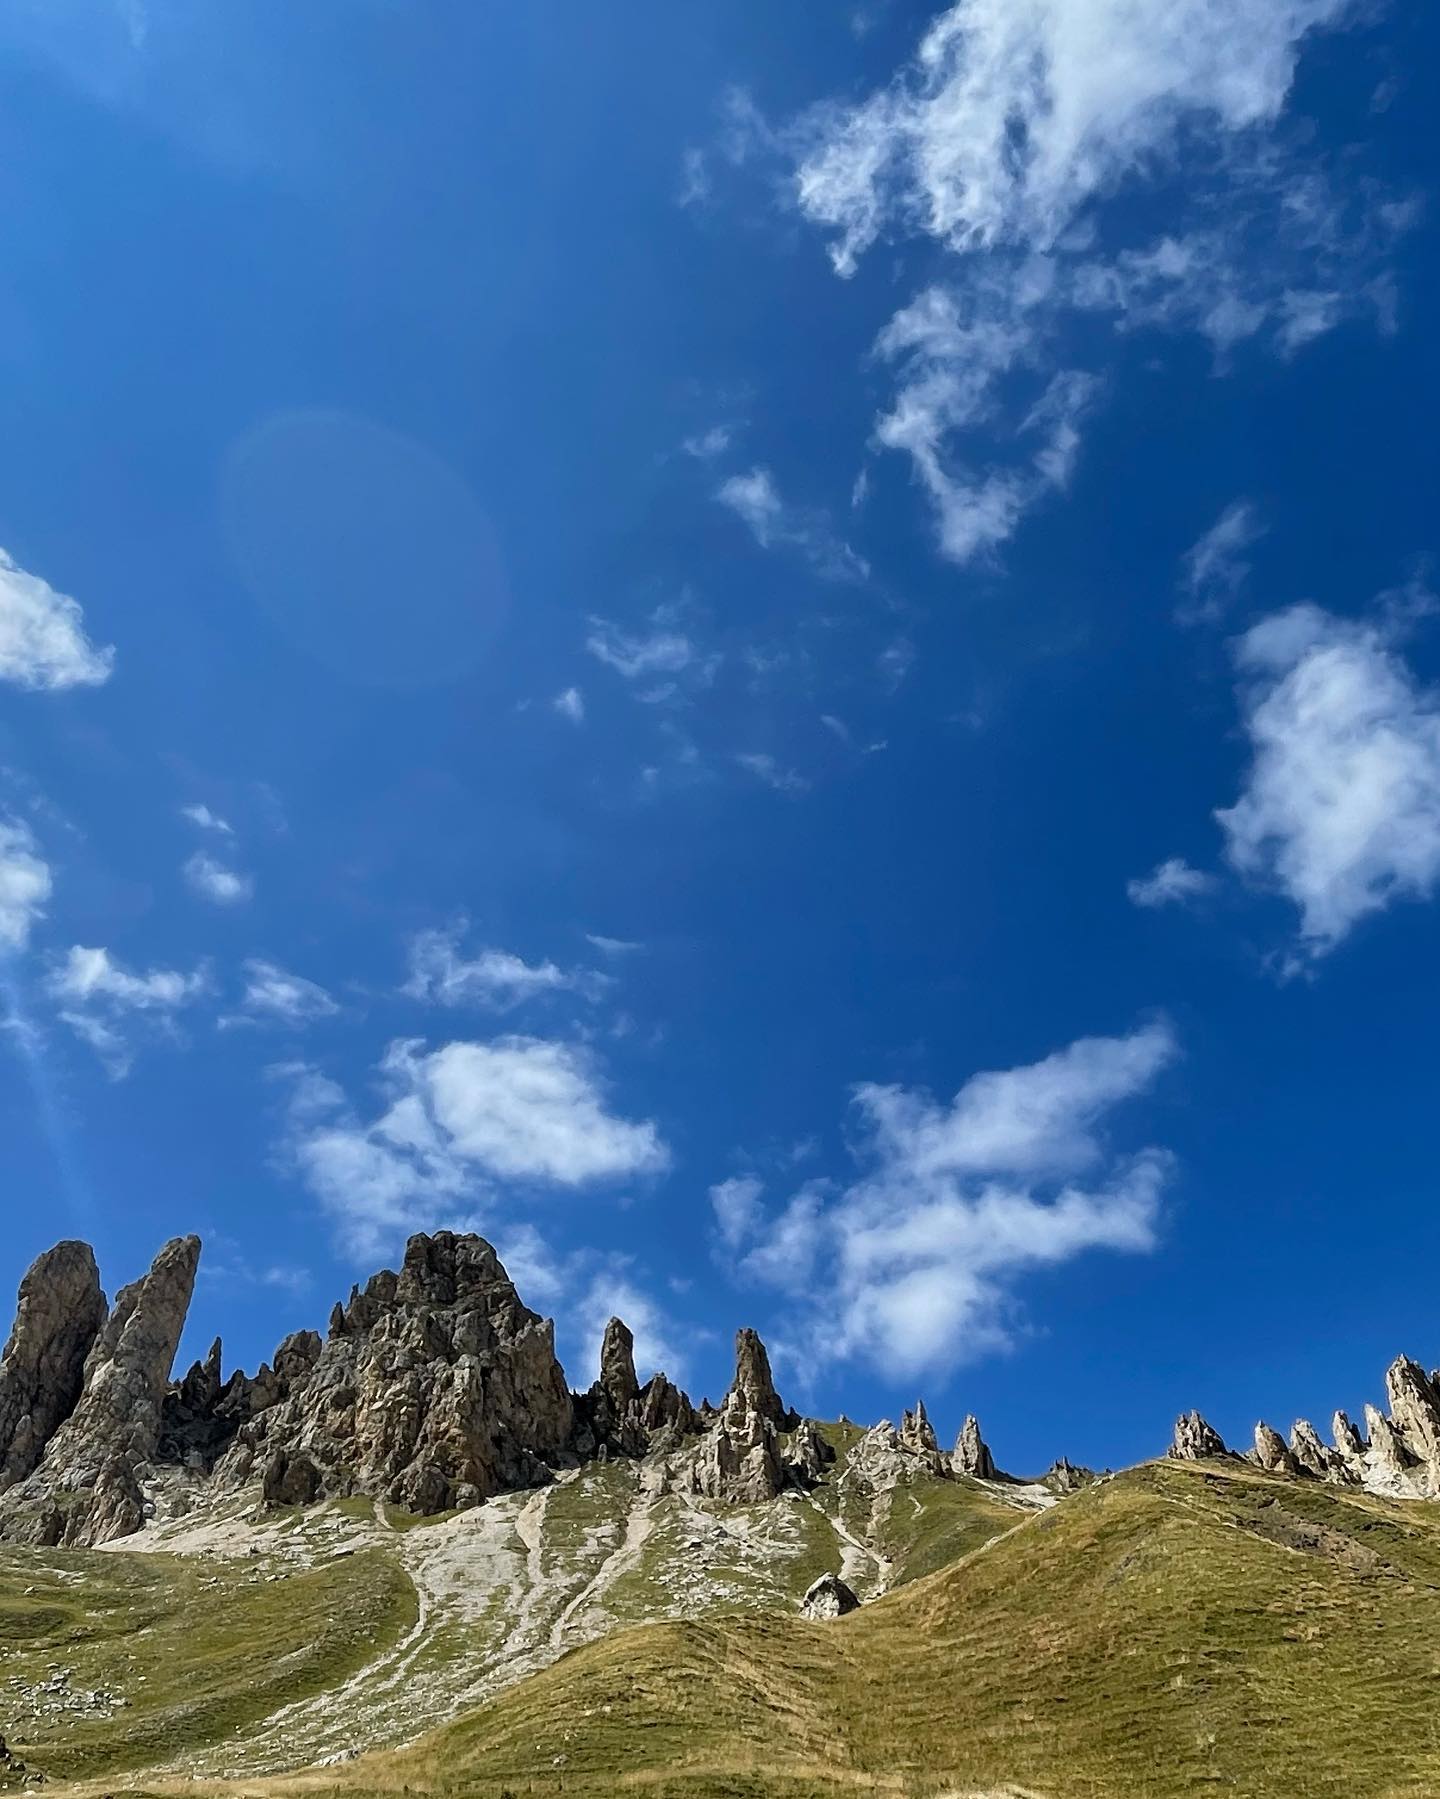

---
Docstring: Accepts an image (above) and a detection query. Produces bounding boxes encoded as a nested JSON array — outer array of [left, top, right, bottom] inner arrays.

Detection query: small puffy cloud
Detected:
[[280, 1036, 669, 1259], [725, 1022, 1177, 1375], [1127, 858, 1217, 909], [1216, 603, 1440, 959], [0, 818, 52, 952], [682, 424, 735, 460], [715, 467, 869, 581], [180, 803, 233, 834], [710, 1174, 765, 1250], [1179, 501, 1266, 620], [0, 548, 114, 691], [184, 851, 254, 906], [404, 922, 606, 1012], [49, 944, 209, 1077], [225, 958, 339, 1028], [553, 686, 585, 724]]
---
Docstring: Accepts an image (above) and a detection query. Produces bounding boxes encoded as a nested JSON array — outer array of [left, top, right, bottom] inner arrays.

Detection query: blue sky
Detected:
[[2, 0, 1439, 1476]]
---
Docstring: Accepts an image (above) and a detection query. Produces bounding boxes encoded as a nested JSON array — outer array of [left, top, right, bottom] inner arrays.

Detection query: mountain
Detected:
[[5, 1230, 1440, 1796]]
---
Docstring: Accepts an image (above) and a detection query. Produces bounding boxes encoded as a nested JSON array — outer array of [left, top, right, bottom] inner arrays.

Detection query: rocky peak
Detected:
[[1169, 1410, 1227, 1461], [1253, 1421, 1298, 1476], [899, 1399, 940, 1459], [599, 1317, 639, 1410], [0, 1240, 107, 1489], [1333, 1410, 1367, 1460], [952, 1414, 997, 1480], [730, 1327, 791, 1428], [1385, 1357, 1440, 1470]]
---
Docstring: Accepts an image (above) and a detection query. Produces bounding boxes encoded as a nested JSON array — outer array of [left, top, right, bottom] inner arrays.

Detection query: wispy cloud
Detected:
[[0, 548, 114, 691], [180, 803, 233, 835], [404, 920, 608, 1012], [1217, 603, 1440, 961], [1127, 858, 1217, 909], [223, 958, 339, 1029], [754, 0, 1408, 566], [184, 851, 254, 906], [552, 686, 585, 725], [1179, 501, 1266, 621], [723, 1022, 1177, 1375], [0, 818, 52, 952], [734, 751, 811, 797], [715, 466, 869, 581], [586, 607, 718, 690], [48, 944, 209, 1077]]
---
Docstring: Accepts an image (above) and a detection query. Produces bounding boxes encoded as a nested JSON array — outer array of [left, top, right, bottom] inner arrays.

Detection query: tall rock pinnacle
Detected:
[[0, 1241, 107, 1488], [952, 1414, 997, 1480], [599, 1316, 640, 1411], [731, 1327, 791, 1428]]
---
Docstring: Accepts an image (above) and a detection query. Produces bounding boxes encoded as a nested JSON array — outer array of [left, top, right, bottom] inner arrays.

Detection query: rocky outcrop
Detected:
[[801, 1572, 859, 1619], [899, 1400, 942, 1468], [733, 1328, 793, 1429], [687, 1329, 791, 1505], [1333, 1410, 1366, 1461], [0, 1241, 106, 1488], [214, 1231, 575, 1516], [1044, 1456, 1093, 1494], [0, 1237, 199, 1545], [1384, 1359, 1440, 1473], [1169, 1411, 1227, 1461], [952, 1414, 997, 1480], [1253, 1421, 1299, 1476]]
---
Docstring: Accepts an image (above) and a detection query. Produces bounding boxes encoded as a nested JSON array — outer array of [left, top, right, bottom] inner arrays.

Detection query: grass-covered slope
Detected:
[[309, 1459, 1440, 1799], [0, 1540, 415, 1783], [0, 1434, 1020, 1785]]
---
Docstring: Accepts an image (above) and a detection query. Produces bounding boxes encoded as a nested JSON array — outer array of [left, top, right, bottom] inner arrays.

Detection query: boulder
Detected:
[[801, 1572, 860, 1619]]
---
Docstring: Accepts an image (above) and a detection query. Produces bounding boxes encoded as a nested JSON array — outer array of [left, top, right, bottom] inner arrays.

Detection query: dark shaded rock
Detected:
[[0, 1242, 106, 1489], [261, 1447, 322, 1509], [801, 1572, 860, 1619]]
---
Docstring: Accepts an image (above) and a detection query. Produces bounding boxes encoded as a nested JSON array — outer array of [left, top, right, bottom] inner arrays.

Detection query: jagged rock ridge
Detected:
[[0, 1227, 1066, 1548]]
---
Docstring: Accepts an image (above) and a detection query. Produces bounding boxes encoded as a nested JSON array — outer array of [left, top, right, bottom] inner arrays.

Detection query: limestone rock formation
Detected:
[[786, 1416, 834, 1486], [687, 1329, 791, 1505], [801, 1572, 860, 1619], [214, 1231, 575, 1516], [1169, 1410, 1227, 1461], [952, 1414, 997, 1480], [1044, 1456, 1093, 1494], [1253, 1421, 1299, 1476], [732, 1327, 793, 1429], [0, 1240, 106, 1488], [1333, 1410, 1367, 1461], [0, 1236, 200, 1545], [1384, 1358, 1440, 1472], [899, 1400, 942, 1467]]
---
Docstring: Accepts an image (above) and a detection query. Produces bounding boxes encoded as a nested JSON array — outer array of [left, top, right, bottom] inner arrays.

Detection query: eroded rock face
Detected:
[[1253, 1421, 1298, 1476], [899, 1400, 941, 1466], [0, 1241, 106, 1488], [952, 1414, 997, 1481], [801, 1572, 860, 1619], [687, 1330, 791, 1505], [214, 1231, 575, 1516], [732, 1328, 792, 1429], [0, 1236, 199, 1545], [1169, 1411, 1227, 1461]]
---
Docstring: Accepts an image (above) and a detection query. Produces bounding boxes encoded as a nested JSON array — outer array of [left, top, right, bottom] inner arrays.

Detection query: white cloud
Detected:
[[710, 1174, 765, 1250], [1127, 857, 1217, 909], [586, 615, 702, 681], [734, 752, 811, 797], [585, 932, 644, 957], [184, 851, 254, 906], [1216, 603, 1440, 958], [683, 424, 735, 460], [404, 922, 606, 1012], [48, 944, 209, 1077], [775, 1, 1399, 566], [794, 0, 1355, 275], [281, 1036, 669, 1260], [180, 803, 233, 834], [0, 548, 114, 690], [716, 467, 869, 581], [1180, 500, 1265, 619], [0, 819, 52, 951], [727, 1022, 1177, 1375], [552, 686, 585, 724], [227, 958, 339, 1027]]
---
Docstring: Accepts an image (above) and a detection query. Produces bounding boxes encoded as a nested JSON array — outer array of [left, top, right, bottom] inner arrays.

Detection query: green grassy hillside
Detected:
[[296, 1459, 1440, 1799]]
